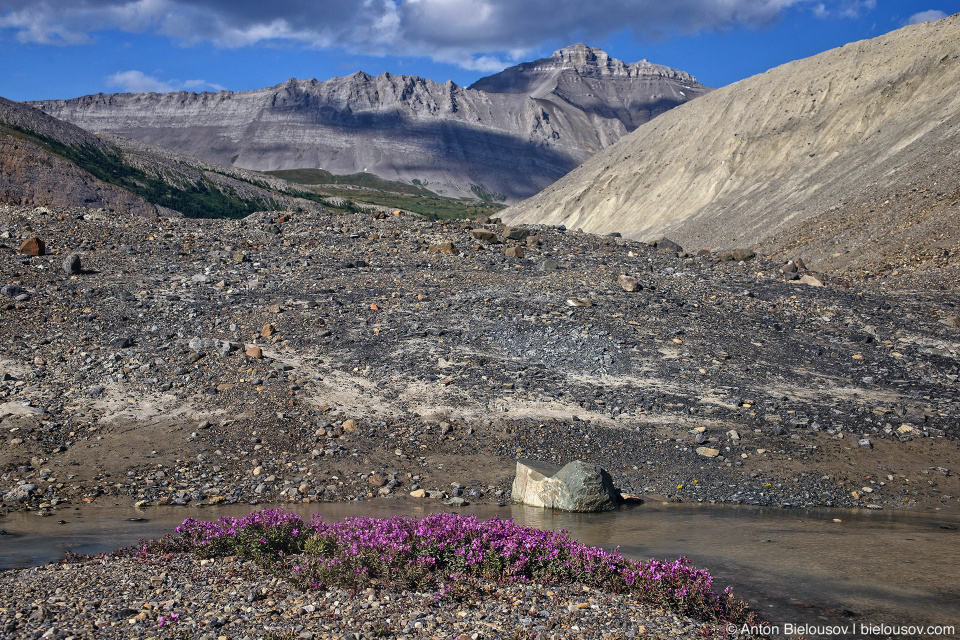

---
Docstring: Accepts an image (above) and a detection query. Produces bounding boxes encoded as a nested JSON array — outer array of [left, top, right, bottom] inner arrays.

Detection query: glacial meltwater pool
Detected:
[[2, 501, 958, 638]]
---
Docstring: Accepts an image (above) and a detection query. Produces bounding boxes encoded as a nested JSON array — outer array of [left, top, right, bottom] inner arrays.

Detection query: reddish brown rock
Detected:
[[19, 237, 45, 256], [245, 346, 263, 359]]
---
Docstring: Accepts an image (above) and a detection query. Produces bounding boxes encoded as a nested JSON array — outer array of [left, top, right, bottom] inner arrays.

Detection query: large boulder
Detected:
[[511, 459, 620, 512]]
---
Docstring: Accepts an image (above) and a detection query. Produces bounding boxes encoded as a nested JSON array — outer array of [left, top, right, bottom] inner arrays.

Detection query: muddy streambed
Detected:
[[1, 501, 958, 638]]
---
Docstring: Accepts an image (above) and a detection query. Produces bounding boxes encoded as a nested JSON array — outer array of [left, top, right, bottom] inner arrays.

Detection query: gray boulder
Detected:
[[512, 459, 620, 512], [62, 253, 82, 275], [4, 484, 36, 502]]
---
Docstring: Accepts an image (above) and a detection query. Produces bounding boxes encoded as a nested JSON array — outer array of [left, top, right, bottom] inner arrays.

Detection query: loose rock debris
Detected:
[[0, 203, 958, 517]]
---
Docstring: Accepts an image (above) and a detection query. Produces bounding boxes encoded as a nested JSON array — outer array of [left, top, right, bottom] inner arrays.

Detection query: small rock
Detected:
[[538, 259, 559, 272], [503, 227, 530, 241], [4, 483, 36, 501], [409, 489, 427, 498], [617, 275, 639, 292], [696, 447, 720, 458], [62, 253, 82, 275], [245, 346, 263, 359], [653, 238, 683, 253], [111, 337, 134, 349], [470, 229, 496, 242], [719, 248, 756, 262], [428, 242, 459, 255], [505, 246, 524, 258], [799, 274, 824, 287], [342, 419, 358, 432]]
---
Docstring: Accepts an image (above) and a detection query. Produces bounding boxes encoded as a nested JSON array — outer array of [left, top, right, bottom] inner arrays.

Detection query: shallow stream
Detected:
[[2, 501, 958, 638]]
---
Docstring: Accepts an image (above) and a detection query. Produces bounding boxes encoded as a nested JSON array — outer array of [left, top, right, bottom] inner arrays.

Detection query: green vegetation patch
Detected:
[[267, 168, 505, 221], [268, 168, 432, 196]]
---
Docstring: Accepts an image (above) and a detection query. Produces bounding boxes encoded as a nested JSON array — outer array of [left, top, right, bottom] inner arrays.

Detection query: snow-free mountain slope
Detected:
[[28, 46, 710, 202], [501, 15, 960, 276]]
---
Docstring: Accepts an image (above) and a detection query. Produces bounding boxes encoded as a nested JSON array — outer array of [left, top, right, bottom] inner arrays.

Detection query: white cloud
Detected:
[[906, 9, 947, 24], [810, 0, 876, 19], [106, 70, 225, 93], [106, 70, 174, 93], [1, 0, 883, 71], [183, 79, 227, 92]]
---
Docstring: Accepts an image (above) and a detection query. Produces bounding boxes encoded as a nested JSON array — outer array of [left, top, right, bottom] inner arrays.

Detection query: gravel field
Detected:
[[0, 551, 763, 640], [1, 203, 956, 517]]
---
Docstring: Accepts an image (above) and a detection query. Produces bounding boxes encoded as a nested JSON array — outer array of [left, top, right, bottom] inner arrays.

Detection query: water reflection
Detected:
[[1, 500, 957, 637]]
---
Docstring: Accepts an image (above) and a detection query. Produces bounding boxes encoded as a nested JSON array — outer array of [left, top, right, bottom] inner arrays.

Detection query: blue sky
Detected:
[[1, 0, 958, 101]]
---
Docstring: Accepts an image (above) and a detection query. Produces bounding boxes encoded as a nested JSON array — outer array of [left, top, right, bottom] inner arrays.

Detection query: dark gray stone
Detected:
[[504, 227, 530, 241], [654, 238, 684, 253], [62, 253, 82, 275]]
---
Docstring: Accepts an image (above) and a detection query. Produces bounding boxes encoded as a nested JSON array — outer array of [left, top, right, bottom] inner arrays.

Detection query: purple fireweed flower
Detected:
[[161, 509, 748, 624]]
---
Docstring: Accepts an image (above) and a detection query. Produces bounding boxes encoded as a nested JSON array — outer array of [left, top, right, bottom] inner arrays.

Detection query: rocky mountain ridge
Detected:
[[28, 46, 710, 202], [501, 15, 960, 281], [0, 97, 327, 218]]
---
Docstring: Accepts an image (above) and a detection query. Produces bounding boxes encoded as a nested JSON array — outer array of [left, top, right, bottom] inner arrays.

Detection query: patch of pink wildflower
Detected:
[[155, 509, 753, 623]]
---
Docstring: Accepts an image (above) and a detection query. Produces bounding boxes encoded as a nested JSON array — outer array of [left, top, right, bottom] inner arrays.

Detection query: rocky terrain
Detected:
[[502, 14, 960, 280], [27, 45, 710, 202], [1, 202, 957, 520], [0, 551, 750, 640]]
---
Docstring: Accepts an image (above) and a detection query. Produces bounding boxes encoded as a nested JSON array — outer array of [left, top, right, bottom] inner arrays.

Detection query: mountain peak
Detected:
[[552, 43, 613, 67], [470, 44, 700, 94]]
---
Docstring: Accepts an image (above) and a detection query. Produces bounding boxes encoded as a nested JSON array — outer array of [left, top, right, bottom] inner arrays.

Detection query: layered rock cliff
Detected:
[[28, 45, 710, 202]]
